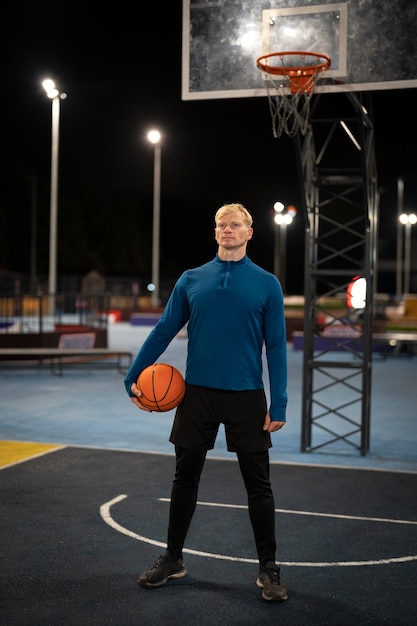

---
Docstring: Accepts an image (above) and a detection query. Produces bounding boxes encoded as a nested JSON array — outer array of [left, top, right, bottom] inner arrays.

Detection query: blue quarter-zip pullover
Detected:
[[124, 254, 287, 422]]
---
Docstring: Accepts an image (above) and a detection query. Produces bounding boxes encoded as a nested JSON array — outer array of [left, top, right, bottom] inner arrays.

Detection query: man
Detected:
[[124, 203, 288, 602]]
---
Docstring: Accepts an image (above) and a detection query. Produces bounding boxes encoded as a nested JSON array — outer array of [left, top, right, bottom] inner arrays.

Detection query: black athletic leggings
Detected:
[[167, 445, 277, 568]]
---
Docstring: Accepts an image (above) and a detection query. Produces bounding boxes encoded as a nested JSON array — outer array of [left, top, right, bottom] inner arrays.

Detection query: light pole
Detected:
[[399, 212, 417, 296], [395, 177, 404, 303], [147, 129, 162, 309], [273, 202, 296, 293], [29, 175, 38, 294], [42, 79, 67, 301]]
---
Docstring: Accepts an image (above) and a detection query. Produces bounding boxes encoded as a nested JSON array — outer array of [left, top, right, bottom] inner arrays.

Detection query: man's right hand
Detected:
[[130, 382, 152, 412]]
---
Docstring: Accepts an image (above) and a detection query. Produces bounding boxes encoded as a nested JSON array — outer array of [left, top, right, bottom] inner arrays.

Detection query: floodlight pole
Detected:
[[404, 222, 412, 296], [274, 224, 287, 292], [396, 177, 404, 303], [147, 130, 162, 309], [273, 201, 295, 294], [400, 212, 417, 296], [49, 95, 60, 298], [42, 79, 67, 305], [29, 175, 38, 293]]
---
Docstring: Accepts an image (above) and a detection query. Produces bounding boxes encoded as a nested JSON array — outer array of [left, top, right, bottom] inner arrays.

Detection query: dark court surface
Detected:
[[2, 446, 416, 625], [1, 323, 417, 624]]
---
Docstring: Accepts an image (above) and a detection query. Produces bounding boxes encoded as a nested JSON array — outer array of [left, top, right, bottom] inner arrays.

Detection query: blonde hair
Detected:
[[215, 203, 253, 228]]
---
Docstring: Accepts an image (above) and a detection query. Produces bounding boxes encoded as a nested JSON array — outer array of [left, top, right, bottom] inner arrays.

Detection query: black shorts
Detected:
[[169, 384, 272, 453]]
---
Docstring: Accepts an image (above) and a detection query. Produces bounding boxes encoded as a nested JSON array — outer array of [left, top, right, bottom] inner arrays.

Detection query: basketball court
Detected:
[[2, 2, 417, 623], [1, 443, 416, 625], [1, 322, 417, 624]]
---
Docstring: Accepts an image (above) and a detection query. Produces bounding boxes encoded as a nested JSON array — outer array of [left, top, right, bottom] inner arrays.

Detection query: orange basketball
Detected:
[[137, 363, 186, 412]]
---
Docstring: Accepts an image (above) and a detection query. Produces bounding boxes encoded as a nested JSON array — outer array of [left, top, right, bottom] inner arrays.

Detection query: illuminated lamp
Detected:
[[347, 275, 367, 309]]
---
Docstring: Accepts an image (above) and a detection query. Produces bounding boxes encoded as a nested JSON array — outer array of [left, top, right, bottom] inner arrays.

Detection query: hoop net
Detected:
[[256, 51, 331, 138]]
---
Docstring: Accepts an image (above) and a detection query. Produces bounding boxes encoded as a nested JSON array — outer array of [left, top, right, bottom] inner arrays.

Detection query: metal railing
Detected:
[[0, 293, 110, 334]]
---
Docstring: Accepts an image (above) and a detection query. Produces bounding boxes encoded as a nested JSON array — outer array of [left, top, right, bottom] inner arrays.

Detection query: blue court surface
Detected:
[[1, 323, 417, 625], [1, 322, 416, 471]]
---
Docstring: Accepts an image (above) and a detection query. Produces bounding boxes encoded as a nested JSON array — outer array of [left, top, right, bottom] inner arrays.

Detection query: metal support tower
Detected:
[[295, 92, 378, 456]]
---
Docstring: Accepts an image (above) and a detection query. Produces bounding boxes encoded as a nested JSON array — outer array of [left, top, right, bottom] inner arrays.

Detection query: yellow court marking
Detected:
[[0, 440, 64, 468]]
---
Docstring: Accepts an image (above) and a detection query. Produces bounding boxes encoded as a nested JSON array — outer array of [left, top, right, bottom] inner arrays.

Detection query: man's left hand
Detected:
[[263, 412, 286, 433]]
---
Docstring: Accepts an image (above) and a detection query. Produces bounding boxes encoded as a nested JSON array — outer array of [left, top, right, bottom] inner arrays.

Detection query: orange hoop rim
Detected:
[[256, 51, 331, 77]]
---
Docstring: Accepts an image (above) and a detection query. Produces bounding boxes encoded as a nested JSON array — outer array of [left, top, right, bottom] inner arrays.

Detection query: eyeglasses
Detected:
[[215, 222, 245, 231]]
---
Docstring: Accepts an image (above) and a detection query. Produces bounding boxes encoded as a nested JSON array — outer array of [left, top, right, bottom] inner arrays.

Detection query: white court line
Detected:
[[158, 498, 417, 526], [100, 494, 417, 568]]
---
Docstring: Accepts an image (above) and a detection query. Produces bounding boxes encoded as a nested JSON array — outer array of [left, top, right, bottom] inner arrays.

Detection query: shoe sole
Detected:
[[138, 568, 187, 588], [256, 578, 288, 602]]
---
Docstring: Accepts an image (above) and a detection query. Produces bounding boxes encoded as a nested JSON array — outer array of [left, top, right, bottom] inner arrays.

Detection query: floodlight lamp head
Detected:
[[400, 213, 417, 225], [273, 201, 284, 213], [274, 213, 293, 225], [42, 78, 66, 99], [42, 78, 58, 98], [147, 130, 161, 144], [42, 78, 55, 92]]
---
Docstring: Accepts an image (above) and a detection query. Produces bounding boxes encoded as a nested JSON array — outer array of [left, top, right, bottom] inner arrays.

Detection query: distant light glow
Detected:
[[239, 30, 258, 48], [273, 201, 296, 225], [147, 130, 161, 144], [347, 276, 367, 309], [399, 212, 417, 225], [283, 27, 297, 38], [42, 78, 55, 92], [274, 201, 297, 226], [147, 283, 156, 292], [236, 21, 258, 49], [42, 78, 67, 100], [274, 213, 293, 225], [42, 78, 59, 99]]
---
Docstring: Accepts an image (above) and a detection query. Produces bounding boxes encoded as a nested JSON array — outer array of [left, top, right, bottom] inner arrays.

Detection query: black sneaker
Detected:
[[138, 553, 187, 588], [256, 562, 288, 601]]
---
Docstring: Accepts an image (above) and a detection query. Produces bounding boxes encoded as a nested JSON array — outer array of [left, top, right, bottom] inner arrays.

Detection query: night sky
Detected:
[[2, 1, 416, 296]]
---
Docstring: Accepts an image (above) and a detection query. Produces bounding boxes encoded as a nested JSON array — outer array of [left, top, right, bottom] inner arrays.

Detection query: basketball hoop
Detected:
[[256, 51, 331, 138]]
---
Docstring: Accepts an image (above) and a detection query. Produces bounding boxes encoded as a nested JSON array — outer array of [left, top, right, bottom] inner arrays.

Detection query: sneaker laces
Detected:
[[150, 553, 180, 570], [264, 567, 281, 584], [150, 554, 167, 571]]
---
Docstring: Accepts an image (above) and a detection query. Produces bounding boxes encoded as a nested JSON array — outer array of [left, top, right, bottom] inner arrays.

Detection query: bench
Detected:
[[0, 348, 133, 376], [372, 332, 417, 357], [291, 331, 417, 357]]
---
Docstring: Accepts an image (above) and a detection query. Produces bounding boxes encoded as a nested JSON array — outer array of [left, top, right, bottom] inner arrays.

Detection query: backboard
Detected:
[[182, 0, 417, 100]]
